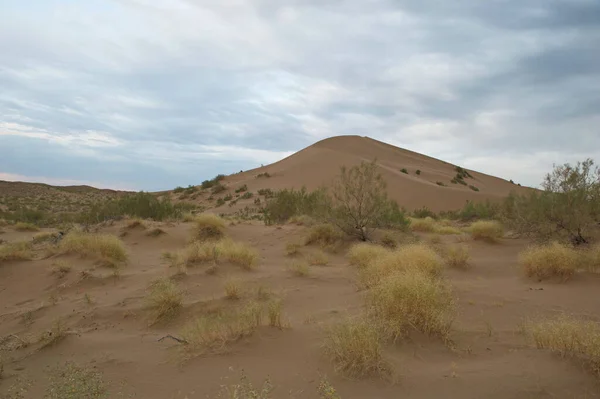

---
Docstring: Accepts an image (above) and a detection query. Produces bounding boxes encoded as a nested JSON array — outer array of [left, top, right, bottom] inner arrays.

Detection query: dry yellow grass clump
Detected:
[[323, 318, 392, 380], [469, 220, 504, 242], [288, 260, 310, 277], [224, 277, 242, 300], [523, 314, 600, 376], [581, 244, 600, 273], [409, 217, 436, 232], [367, 270, 455, 341], [285, 242, 301, 256], [347, 243, 390, 269], [193, 213, 226, 241], [304, 224, 341, 247], [146, 278, 183, 324], [32, 231, 55, 244], [358, 244, 443, 288], [181, 302, 263, 356], [444, 244, 471, 269], [125, 218, 146, 229], [518, 242, 578, 281], [308, 250, 329, 266], [0, 241, 33, 264], [57, 231, 127, 268], [180, 239, 259, 270], [435, 226, 462, 235], [14, 222, 39, 232]]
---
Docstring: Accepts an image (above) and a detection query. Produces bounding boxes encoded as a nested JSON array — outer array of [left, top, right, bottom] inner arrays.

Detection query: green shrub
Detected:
[[241, 192, 253, 199], [201, 174, 226, 189], [263, 187, 330, 225], [400, 168, 408, 174], [235, 185, 248, 193], [469, 185, 480, 192], [412, 206, 437, 219], [173, 186, 185, 193], [212, 183, 226, 194], [416, 170, 421, 175], [256, 172, 271, 178]]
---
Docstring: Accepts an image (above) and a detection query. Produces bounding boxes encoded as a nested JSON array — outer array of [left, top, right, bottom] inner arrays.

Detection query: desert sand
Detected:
[[0, 136, 598, 398]]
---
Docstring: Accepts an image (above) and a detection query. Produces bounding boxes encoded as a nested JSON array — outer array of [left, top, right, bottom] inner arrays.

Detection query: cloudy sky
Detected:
[[1, 0, 599, 191]]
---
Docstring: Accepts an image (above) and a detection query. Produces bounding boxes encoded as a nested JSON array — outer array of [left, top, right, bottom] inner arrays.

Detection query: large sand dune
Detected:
[[224, 135, 531, 212]]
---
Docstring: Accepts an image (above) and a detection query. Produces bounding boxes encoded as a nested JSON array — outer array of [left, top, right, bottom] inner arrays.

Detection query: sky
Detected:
[[1, 0, 599, 191]]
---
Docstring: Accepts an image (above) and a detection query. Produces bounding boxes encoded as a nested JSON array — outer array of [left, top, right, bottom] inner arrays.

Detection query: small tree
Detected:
[[503, 158, 600, 245], [329, 160, 404, 241]]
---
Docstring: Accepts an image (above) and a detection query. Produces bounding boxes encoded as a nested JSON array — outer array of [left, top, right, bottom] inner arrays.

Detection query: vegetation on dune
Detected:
[[176, 239, 259, 270], [45, 361, 108, 399], [518, 242, 578, 282], [323, 317, 392, 379], [522, 314, 600, 377], [0, 241, 33, 264], [443, 244, 471, 269], [14, 222, 40, 232], [201, 174, 226, 190], [502, 158, 600, 246], [469, 220, 504, 242], [57, 231, 127, 268], [192, 213, 227, 241], [146, 278, 183, 324]]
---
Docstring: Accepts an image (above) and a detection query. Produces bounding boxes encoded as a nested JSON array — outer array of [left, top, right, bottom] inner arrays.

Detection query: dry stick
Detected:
[[157, 335, 188, 344]]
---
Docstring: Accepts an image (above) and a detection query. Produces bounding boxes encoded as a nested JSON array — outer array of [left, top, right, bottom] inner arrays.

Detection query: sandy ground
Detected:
[[1, 220, 599, 399]]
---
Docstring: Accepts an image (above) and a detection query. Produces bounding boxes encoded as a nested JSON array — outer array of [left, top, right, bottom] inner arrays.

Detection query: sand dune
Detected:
[[222, 135, 531, 212]]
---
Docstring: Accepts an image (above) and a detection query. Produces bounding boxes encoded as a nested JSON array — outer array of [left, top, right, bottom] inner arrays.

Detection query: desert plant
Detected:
[[329, 160, 404, 241], [193, 213, 226, 241], [146, 227, 166, 237], [518, 242, 578, 281], [502, 159, 600, 245], [400, 168, 408, 174], [436, 181, 445, 187], [57, 232, 127, 268], [214, 369, 273, 399], [416, 170, 421, 175], [444, 244, 470, 269], [323, 317, 392, 379], [0, 241, 32, 264], [263, 187, 330, 225], [469, 220, 504, 242], [285, 242, 301, 256], [50, 261, 72, 278], [347, 243, 390, 268], [289, 261, 310, 277], [305, 224, 341, 246], [469, 185, 480, 192], [522, 314, 600, 376], [367, 270, 455, 341], [267, 299, 284, 328], [146, 278, 183, 324], [409, 217, 436, 232], [235, 184, 248, 193], [309, 250, 329, 266], [224, 277, 242, 300]]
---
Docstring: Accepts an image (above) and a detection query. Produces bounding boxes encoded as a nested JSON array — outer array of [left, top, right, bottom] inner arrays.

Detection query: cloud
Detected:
[[0, 0, 599, 190]]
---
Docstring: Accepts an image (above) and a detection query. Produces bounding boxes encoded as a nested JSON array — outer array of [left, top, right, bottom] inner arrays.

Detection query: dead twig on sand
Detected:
[[157, 335, 188, 344]]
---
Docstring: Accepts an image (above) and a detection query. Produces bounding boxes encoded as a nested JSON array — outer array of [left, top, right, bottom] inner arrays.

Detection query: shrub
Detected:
[[502, 159, 600, 245], [469, 185, 480, 192], [256, 172, 271, 178], [305, 224, 341, 246], [192, 213, 226, 241], [212, 183, 226, 194], [469, 220, 504, 242], [57, 232, 127, 268], [201, 174, 226, 189], [285, 242, 301, 256], [224, 194, 233, 201], [347, 243, 390, 268], [173, 186, 185, 193], [409, 217, 436, 232], [358, 244, 443, 288], [257, 188, 274, 198], [400, 168, 408, 174], [241, 192, 253, 200], [444, 244, 470, 269], [32, 231, 55, 244], [146, 278, 183, 324], [125, 218, 146, 229], [218, 239, 259, 270], [329, 160, 407, 240], [216, 198, 226, 207], [263, 187, 330, 225], [0, 241, 32, 264], [416, 169, 421, 175], [367, 270, 455, 341], [583, 244, 600, 272], [308, 250, 329, 266], [412, 206, 437, 219], [50, 261, 72, 278], [518, 242, 578, 281], [83, 191, 194, 222], [323, 318, 392, 379], [235, 184, 248, 193], [436, 181, 445, 187], [522, 314, 600, 376], [288, 215, 316, 226]]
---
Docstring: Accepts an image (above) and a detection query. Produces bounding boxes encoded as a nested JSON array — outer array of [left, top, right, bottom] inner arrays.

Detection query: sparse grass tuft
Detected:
[[347, 243, 390, 269], [0, 241, 33, 264], [367, 270, 455, 341], [435, 226, 462, 235], [309, 250, 329, 266], [14, 222, 39, 232], [518, 241, 578, 281], [45, 361, 107, 399], [224, 277, 242, 300], [305, 224, 341, 247], [181, 302, 263, 356], [39, 318, 68, 349], [469, 220, 504, 242], [193, 213, 226, 241], [285, 242, 301, 256], [323, 317, 392, 379], [182, 212, 195, 222], [256, 285, 272, 301], [214, 369, 273, 399], [522, 314, 600, 377], [32, 231, 54, 244], [218, 239, 259, 270], [146, 278, 183, 324], [581, 244, 600, 273], [444, 244, 471, 269], [50, 261, 72, 278], [57, 231, 127, 268], [288, 261, 310, 277], [267, 299, 284, 328]]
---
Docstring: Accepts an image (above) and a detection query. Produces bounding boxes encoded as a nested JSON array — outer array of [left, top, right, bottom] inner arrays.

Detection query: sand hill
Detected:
[[218, 135, 530, 213]]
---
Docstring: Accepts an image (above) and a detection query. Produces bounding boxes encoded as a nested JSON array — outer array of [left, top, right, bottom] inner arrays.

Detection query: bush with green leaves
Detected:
[[201, 174, 225, 189], [263, 187, 331, 225], [83, 192, 195, 222], [502, 159, 600, 245]]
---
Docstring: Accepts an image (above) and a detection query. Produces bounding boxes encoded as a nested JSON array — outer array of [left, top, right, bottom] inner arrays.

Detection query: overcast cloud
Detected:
[[1, 0, 599, 190]]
